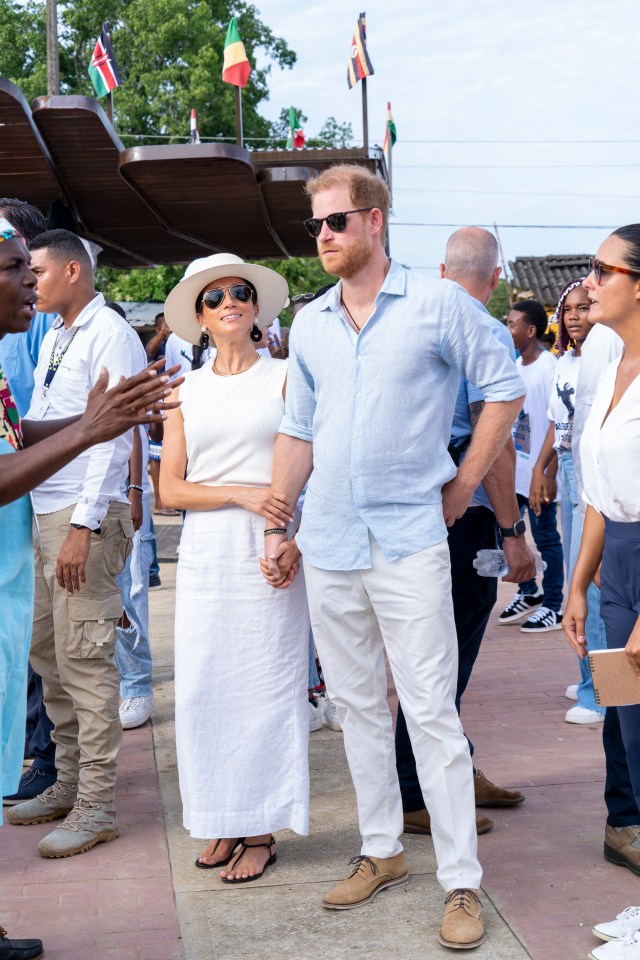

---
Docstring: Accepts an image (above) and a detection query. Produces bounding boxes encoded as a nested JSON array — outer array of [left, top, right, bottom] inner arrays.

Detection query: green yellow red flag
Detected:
[[383, 101, 396, 164], [222, 18, 251, 88]]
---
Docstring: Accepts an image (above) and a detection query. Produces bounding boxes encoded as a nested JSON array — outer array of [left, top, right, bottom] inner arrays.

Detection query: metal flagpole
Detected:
[[46, 0, 60, 95], [107, 90, 114, 125], [235, 87, 243, 147], [361, 77, 369, 154]]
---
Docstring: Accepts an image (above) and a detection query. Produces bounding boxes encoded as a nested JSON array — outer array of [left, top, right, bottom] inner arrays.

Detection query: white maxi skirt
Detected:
[[174, 506, 310, 838]]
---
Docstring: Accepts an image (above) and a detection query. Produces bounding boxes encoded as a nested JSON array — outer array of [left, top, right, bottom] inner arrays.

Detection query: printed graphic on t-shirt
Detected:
[[555, 380, 575, 451], [513, 410, 531, 457], [557, 381, 575, 417]]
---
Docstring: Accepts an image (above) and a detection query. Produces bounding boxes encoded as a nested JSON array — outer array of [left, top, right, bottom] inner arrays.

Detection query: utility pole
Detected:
[[46, 0, 60, 95]]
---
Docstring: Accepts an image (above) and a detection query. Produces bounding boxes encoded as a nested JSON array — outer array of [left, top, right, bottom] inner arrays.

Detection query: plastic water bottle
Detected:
[[473, 549, 546, 578]]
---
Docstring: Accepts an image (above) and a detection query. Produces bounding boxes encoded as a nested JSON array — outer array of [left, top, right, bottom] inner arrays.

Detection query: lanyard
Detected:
[[42, 327, 79, 394]]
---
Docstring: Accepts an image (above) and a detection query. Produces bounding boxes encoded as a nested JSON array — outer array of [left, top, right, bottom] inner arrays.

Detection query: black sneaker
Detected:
[[148, 573, 162, 590], [3, 767, 57, 806], [498, 589, 543, 624], [520, 606, 562, 633]]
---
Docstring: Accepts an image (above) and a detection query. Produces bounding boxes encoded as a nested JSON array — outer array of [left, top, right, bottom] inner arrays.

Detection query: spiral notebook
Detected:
[[589, 649, 640, 707]]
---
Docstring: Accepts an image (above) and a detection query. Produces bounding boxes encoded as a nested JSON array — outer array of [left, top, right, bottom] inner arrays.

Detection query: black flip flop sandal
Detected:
[[195, 837, 245, 869], [220, 836, 277, 884]]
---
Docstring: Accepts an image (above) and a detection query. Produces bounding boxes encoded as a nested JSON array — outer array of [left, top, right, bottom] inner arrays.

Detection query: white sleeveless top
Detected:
[[179, 355, 287, 488]]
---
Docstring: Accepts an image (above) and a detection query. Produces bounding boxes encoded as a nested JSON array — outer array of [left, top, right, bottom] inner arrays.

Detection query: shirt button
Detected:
[[356, 392, 362, 399], [353, 472, 359, 478], [357, 354, 363, 361], [353, 431, 359, 438]]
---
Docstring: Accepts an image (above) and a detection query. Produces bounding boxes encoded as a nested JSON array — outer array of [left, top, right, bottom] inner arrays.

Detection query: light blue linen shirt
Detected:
[[449, 296, 516, 511], [280, 260, 525, 570]]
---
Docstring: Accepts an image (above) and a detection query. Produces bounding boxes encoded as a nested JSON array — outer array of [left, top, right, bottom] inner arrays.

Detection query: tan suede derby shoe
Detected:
[[322, 852, 408, 910], [473, 769, 525, 807], [439, 888, 485, 950], [403, 808, 494, 836]]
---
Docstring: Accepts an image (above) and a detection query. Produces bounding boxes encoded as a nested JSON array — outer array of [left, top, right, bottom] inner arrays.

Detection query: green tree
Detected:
[[0, 0, 296, 143], [96, 256, 334, 326], [487, 279, 511, 321], [315, 116, 352, 148]]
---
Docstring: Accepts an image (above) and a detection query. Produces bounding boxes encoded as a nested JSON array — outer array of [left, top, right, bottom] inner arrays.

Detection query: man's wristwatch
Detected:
[[499, 518, 526, 538], [70, 522, 101, 534]]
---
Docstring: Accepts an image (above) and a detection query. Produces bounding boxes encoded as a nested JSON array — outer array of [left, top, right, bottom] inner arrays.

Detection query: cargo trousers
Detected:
[[29, 502, 133, 804]]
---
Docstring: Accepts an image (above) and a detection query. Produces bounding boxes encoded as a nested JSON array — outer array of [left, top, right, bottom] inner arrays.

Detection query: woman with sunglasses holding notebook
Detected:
[[161, 254, 310, 883], [563, 229, 640, 947]]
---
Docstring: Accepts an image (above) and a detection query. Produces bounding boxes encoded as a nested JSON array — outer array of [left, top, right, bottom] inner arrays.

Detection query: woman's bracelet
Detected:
[[128, 484, 144, 493], [264, 527, 287, 536]]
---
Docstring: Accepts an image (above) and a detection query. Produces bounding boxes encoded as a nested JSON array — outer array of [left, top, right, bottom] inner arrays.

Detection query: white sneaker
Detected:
[[594, 907, 640, 942], [589, 930, 640, 959], [120, 696, 154, 729], [320, 696, 342, 732], [565, 705, 605, 724], [565, 684, 579, 700], [308, 699, 322, 732]]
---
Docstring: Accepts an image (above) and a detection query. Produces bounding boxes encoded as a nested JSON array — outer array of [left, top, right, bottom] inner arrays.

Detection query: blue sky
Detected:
[[255, 0, 640, 276]]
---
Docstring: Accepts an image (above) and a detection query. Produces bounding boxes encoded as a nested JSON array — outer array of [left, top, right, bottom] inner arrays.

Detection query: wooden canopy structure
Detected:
[[0, 78, 387, 268]]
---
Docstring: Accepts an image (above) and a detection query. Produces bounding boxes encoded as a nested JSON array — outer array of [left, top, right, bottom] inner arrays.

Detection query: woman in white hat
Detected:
[[161, 254, 310, 882]]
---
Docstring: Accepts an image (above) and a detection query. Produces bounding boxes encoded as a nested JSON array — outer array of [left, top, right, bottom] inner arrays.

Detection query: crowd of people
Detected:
[[1, 165, 640, 959]]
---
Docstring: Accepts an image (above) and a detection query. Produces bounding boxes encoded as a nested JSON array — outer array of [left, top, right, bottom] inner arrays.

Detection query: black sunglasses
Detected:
[[303, 207, 374, 239], [588, 257, 640, 285], [200, 283, 257, 311]]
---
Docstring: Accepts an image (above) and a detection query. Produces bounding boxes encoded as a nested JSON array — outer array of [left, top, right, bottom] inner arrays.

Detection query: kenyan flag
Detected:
[[88, 24, 121, 98]]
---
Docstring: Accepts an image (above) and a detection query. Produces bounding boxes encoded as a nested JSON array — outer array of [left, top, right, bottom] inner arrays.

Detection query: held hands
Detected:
[[501, 537, 537, 583], [259, 533, 300, 589], [238, 488, 294, 528], [56, 527, 91, 594], [80, 361, 185, 445], [561, 590, 589, 658], [529, 467, 557, 517]]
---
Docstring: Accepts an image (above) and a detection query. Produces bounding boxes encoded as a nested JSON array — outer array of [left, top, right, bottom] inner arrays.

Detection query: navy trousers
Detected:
[[25, 664, 56, 773], [600, 518, 640, 819], [395, 507, 497, 813]]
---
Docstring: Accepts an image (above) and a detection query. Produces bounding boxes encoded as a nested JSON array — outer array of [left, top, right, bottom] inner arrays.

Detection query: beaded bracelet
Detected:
[[128, 484, 144, 493], [264, 527, 287, 536]]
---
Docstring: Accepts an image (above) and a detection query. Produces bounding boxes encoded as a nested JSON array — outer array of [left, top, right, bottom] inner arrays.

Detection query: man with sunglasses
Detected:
[[263, 164, 525, 951]]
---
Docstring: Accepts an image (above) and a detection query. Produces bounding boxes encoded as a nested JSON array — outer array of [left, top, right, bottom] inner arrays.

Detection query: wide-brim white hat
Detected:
[[164, 253, 289, 345]]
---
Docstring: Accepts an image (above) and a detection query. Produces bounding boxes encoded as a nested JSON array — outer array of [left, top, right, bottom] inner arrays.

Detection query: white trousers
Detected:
[[305, 537, 482, 891]]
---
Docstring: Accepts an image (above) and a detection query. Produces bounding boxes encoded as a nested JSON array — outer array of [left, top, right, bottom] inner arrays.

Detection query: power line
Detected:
[[389, 138, 640, 145], [395, 164, 640, 169], [394, 187, 640, 200], [392, 223, 615, 230]]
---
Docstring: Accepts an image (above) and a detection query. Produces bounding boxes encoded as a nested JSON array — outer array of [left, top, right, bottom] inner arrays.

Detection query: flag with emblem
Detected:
[[347, 13, 374, 89], [286, 107, 305, 149], [222, 18, 251, 88], [88, 23, 121, 98]]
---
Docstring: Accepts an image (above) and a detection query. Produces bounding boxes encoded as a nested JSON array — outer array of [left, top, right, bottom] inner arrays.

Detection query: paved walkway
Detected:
[[2, 528, 636, 959]]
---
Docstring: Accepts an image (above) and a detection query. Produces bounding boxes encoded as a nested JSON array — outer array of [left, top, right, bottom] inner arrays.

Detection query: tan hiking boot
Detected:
[[6, 780, 76, 825], [403, 808, 494, 836], [473, 769, 524, 807], [322, 852, 408, 910], [604, 824, 640, 875], [37, 799, 118, 858], [439, 888, 485, 950]]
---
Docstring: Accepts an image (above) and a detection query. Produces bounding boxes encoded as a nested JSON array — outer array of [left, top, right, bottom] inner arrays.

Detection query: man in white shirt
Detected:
[[500, 299, 564, 632], [7, 230, 147, 859]]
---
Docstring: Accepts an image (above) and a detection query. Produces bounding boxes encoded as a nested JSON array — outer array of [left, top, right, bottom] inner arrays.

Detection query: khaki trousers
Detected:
[[30, 502, 133, 804]]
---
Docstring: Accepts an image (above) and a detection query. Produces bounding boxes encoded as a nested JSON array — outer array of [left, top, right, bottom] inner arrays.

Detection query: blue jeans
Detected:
[[308, 629, 320, 689], [115, 497, 154, 699], [517, 495, 564, 612], [558, 453, 606, 713], [149, 516, 160, 580]]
